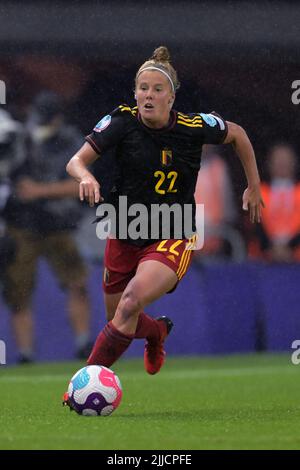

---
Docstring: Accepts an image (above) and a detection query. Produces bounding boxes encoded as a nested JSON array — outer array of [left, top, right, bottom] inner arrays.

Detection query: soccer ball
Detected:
[[67, 365, 122, 416]]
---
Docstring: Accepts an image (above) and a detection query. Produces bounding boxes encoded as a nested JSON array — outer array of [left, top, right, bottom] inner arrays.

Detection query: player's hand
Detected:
[[242, 184, 265, 223], [79, 175, 103, 207]]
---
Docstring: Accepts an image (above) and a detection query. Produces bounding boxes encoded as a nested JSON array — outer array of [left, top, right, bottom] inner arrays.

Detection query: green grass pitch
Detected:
[[0, 354, 299, 450]]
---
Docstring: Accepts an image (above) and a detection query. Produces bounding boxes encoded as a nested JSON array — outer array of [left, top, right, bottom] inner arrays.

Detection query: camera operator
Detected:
[[2, 92, 92, 364]]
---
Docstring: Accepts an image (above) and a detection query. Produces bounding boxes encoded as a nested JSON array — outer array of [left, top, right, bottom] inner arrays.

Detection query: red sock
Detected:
[[87, 321, 134, 367], [135, 312, 162, 342]]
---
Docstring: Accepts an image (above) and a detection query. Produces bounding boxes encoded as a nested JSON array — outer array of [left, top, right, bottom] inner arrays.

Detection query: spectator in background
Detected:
[[0, 110, 25, 281], [2, 91, 92, 363], [249, 143, 300, 262], [194, 145, 241, 260]]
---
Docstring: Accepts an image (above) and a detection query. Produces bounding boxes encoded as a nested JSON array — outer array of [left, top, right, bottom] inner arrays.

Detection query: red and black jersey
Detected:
[[86, 104, 228, 246]]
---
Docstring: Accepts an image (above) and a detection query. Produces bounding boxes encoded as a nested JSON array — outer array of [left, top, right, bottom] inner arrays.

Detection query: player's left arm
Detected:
[[223, 121, 265, 223]]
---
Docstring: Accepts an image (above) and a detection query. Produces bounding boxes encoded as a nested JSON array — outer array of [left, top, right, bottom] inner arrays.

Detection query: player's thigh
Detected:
[[122, 260, 178, 310], [104, 291, 123, 321]]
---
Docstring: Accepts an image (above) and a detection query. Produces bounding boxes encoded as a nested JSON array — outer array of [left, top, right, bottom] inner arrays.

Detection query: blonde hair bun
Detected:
[[150, 46, 171, 63]]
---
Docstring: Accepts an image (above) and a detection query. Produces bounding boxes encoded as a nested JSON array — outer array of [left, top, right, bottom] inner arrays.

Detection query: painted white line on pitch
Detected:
[[0, 365, 297, 383]]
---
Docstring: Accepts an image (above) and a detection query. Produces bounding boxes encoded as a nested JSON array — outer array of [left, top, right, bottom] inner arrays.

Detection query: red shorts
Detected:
[[103, 237, 196, 294]]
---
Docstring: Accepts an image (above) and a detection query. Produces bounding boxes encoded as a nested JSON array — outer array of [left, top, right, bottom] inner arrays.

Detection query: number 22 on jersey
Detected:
[[154, 170, 178, 194]]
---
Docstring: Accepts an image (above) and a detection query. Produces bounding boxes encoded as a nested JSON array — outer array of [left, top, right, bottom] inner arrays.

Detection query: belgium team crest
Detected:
[[161, 148, 173, 167]]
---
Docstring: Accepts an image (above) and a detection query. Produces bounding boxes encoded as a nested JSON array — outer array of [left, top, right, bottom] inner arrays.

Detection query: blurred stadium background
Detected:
[[1, 0, 300, 451], [1, 0, 300, 363]]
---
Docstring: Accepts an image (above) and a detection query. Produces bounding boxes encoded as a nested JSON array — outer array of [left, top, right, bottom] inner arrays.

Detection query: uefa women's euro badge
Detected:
[[93, 115, 112, 133], [199, 113, 217, 127]]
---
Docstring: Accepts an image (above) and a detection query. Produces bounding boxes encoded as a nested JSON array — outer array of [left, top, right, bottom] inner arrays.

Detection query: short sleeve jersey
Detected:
[[86, 105, 228, 245]]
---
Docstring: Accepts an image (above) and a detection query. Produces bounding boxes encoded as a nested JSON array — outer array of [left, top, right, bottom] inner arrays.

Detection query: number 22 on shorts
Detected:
[[156, 239, 183, 256]]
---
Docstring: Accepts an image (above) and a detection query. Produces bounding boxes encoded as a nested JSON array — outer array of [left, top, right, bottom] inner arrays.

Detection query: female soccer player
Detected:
[[66, 46, 264, 376]]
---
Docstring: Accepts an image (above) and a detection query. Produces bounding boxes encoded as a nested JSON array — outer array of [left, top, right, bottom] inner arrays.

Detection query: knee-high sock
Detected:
[[135, 312, 163, 342], [87, 321, 134, 367]]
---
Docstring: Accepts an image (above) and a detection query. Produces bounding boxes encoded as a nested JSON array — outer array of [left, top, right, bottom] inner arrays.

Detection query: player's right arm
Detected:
[[67, 107, 129, 206], [66, 141, 102, 207]]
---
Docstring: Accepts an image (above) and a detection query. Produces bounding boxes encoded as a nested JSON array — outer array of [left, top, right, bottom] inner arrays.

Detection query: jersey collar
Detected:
[[137, 110, 177, 133]]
